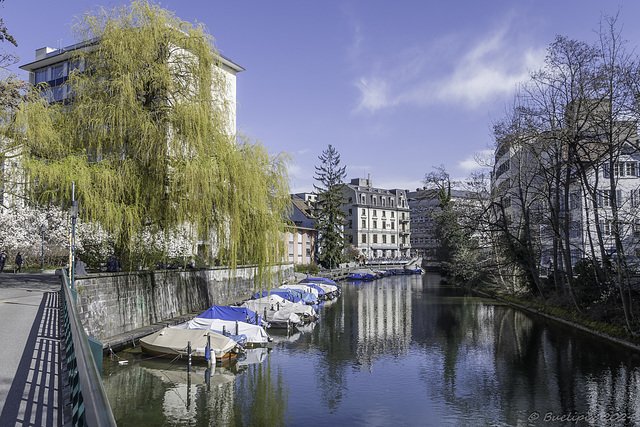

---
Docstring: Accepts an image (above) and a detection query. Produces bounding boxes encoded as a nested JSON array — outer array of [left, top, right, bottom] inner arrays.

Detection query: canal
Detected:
[[103, 273, 640, 426]]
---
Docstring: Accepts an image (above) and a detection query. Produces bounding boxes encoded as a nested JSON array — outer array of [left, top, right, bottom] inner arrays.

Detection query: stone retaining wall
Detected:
[[74, 265, 294, 342]]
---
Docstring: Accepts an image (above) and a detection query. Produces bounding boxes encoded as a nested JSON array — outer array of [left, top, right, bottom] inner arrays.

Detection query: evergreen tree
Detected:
[[313, 145, 346, 269], [7, 1, 291, 271]]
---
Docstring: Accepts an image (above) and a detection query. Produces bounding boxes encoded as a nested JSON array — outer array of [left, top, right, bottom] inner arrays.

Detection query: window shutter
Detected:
[[603, 164, 610, 178]]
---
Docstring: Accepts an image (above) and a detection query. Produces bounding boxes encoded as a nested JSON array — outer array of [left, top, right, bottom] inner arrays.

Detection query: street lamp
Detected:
[[69, 181, 79, 289], [71, 199, 78, 289], [41, 224, 45, 271]]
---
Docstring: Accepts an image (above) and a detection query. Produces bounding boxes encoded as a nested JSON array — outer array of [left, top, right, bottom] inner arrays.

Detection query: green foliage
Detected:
[[313, 144, 346, 269], [294, 263, 319, 274], [9, 1, 291, 273]]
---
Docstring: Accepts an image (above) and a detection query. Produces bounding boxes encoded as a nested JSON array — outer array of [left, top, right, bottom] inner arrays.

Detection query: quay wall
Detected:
[[74, 265, 294, 344]]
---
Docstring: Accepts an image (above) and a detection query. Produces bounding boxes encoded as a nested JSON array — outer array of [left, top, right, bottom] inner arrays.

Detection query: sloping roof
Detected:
[[291, 197, 315, 219]]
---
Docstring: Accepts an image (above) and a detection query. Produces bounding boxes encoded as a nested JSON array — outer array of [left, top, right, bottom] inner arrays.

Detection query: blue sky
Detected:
[[3, 1, 640, 193]]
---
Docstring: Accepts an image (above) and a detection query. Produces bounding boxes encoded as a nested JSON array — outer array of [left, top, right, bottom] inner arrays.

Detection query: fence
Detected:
[[60, 269, 117, 426]]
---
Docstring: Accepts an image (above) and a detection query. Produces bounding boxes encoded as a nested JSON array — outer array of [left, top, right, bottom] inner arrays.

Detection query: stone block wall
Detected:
[[74, 265, 293, 342]]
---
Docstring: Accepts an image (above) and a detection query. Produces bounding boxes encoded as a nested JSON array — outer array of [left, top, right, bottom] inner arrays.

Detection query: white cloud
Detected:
[[352, 16, 546, 113], [355, 77, 391, 113], [458, 149, 494, 172]]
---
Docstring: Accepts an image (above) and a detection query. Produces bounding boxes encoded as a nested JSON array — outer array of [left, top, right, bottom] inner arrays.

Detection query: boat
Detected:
[[346, 269, 376, 281], [299, 277, 338, 287], [198, 305, 265, 327], [254, 288, 317, 305], [242, 295, 315, 328], [279, 283, 324, 301], [300, 281, 340, 298], [171, 317, 271, 346], [139, 327, 242, 362]]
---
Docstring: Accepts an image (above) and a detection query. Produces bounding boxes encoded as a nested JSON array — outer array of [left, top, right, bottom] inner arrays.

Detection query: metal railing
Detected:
[[60, 269, 117, 426]]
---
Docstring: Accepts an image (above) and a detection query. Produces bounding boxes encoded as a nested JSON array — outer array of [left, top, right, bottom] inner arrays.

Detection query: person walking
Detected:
[[15, 252, 23, 273], [0, 250, 6, 273]]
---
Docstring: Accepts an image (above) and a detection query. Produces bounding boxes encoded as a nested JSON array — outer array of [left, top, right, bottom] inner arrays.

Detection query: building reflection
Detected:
[[354, 276, 414, 365]]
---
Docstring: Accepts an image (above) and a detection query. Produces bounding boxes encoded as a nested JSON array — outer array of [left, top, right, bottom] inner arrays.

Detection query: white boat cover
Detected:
[[241, 296, 306, 324], [302, 282, 339, 294], [140, 327, 239, 359], [171, 318, 270, 345], [279, 284, 319, 297], [243, 295, 315, 318]]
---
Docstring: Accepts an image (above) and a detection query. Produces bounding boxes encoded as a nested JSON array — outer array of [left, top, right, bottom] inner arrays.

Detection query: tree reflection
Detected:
[[234, 358, 289, 426], [412, 274, 640, 425]]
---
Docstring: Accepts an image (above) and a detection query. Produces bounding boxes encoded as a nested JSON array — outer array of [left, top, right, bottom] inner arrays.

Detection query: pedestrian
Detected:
[[0, 250, 6, 273], [15, 252, 23, 273]]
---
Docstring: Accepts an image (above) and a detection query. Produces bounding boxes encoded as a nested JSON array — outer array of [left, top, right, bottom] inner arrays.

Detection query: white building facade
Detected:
[[342, 177, 411, 260]]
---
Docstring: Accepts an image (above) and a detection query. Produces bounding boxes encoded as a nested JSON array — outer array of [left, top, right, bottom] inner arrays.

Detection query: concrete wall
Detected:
[[74, 265, 293, 342]]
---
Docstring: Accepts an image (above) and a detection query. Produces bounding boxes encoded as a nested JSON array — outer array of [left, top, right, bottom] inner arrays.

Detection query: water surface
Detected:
[[103, 273, 640, 426]]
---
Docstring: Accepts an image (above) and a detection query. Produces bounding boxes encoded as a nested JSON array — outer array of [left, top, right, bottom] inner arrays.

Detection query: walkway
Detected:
[[0, 273, 68, 426]]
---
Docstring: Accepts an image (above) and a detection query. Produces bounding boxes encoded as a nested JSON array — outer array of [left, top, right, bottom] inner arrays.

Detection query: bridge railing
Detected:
[[60, 269, 117, 426]]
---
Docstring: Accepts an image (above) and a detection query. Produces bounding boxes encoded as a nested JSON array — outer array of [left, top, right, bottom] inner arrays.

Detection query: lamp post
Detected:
[[41, 224, 45, 271], [70, 182, 79, 289]]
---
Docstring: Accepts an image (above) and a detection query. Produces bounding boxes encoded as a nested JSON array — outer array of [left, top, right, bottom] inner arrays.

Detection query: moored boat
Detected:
[[171, 317, 271, 346], [139, 327, 242, 362]]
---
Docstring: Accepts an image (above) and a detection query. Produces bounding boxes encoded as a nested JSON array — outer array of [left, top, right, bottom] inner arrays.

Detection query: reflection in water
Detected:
[[103, 358, 237, 426], [104, 273, 640, 426]]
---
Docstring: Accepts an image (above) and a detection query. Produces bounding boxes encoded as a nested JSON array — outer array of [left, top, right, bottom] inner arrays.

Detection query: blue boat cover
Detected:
[[299, 277, 338, 286], [252, 290, 302, 304], [304, 284, 326, 296], [198, 305, 263, 327]]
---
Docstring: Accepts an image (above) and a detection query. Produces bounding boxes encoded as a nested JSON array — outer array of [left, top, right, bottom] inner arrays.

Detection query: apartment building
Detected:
[[491, 100, 640, 270], [285, 194, 318, 265], [341, 176, 411, 259]]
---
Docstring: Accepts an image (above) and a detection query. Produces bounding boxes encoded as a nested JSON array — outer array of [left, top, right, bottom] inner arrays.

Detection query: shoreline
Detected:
[[471, 288, 640, 354]]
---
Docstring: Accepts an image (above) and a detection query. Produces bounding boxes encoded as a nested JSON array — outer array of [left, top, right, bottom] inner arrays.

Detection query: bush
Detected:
[[294, 263, 319, 275]]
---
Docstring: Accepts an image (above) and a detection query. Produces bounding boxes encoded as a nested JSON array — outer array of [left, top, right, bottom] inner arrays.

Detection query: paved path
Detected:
[[0, 273, 66, 426]]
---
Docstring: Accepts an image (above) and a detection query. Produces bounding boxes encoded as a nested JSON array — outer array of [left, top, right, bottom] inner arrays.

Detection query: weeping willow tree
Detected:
[[9, 1, 291, 272]]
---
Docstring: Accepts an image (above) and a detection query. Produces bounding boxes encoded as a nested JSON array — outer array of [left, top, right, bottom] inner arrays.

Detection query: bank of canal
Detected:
[[103, 273, 640, 426]]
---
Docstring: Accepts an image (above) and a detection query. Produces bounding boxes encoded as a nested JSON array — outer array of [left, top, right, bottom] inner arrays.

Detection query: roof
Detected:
[[20, 38, 245, 73]]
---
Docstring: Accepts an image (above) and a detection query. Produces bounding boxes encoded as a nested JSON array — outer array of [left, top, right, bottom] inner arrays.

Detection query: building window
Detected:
[[631, 189, 639, 208], [362, 219, 366, 228], [373, 234, 378, 244], [373, 210, 377, 217], [391, 222, 395, 230], [391, 235, 395, 244], [569, 192, 581, 210], [383, 235, 387, 244], [599, 219, 614, 235], [382, 222, 386, 230], [382, 210, 386, 217], [391, 212, 394, 218], [362, 234, 367, 243], [372, 220, 377, 229]]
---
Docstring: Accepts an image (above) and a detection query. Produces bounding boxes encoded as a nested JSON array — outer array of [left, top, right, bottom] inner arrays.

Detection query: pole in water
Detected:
[[187, 341, 192, 373], [236, 320, 239, 336], [205, 334, 211, 364]]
